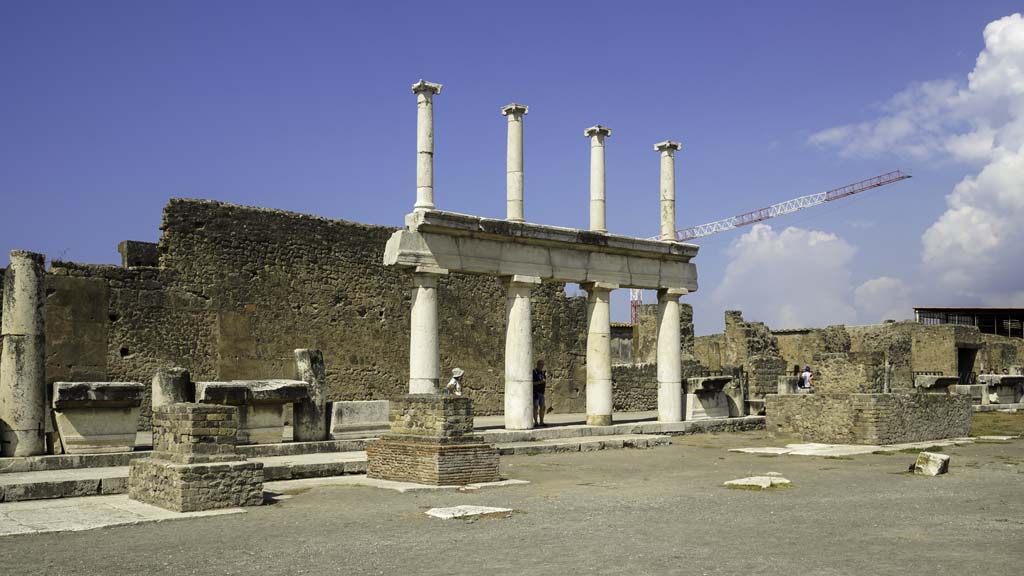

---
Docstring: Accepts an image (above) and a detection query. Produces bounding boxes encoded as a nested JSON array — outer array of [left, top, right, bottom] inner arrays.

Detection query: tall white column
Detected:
[[502, 104, 528, 222], [412, 80, 443, 212], [583, 282, 616, 426], [657, 288, 687, 422], [654, 140, 682, 241], [504, 275, 540, 430], [408, 270, 444, 393], [584, 125, 612, 233], [0, 250, 47, 456]]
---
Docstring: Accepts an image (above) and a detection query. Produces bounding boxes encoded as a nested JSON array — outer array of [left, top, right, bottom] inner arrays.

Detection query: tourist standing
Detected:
[[532, 360, 547, 426], [446, 367, 464, 396]]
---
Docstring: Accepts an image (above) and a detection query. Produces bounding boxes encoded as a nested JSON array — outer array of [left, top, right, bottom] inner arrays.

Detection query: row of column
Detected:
[[407, 80, 690, 429], [412, 79, 686, 235]]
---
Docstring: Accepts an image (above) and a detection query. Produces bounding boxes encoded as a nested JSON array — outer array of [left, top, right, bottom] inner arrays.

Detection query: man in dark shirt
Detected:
[[532, 359, 547, 427]]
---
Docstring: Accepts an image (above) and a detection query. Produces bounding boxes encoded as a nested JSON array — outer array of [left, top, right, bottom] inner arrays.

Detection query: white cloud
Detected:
[[854, 276, 912, 323], [712, 224, 858, 329], [812, 13, 1024, 305]]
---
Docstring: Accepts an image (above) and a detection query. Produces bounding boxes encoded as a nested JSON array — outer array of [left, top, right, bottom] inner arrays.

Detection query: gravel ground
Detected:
[[2, 429, 1022, 576]]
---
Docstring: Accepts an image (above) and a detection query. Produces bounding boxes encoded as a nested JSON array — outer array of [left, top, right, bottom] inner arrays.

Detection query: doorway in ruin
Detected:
[[957, 347, 978, 384]]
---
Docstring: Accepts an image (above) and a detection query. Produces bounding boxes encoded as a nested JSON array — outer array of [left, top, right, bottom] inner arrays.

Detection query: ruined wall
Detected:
[[3, 199, 595, 430], [611, 363, 657, 412], [977, 333, 1024, 372], [812, 352, 886, 393], [631, 302, 694, 364], [766, 393, 972, 444]]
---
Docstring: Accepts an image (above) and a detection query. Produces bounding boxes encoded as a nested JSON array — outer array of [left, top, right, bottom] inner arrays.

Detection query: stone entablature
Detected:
[[128, 403, 263, 512], [766, 393, 971, 445], [51, 381, 145, 454], [367, 395, 499, 486], [385, 210, 698, 291]]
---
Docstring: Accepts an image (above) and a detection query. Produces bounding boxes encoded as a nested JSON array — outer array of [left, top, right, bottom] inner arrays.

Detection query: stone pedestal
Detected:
[[329, 400, 390, 439], [128, 403, 263, 512], [195, 380, 310, 444], [913, 375, 959, 394], [978, 374, 1023, 404], [52, 381, 145, 454], [367, 395, 499, 486], [684, 376, 732, 420]]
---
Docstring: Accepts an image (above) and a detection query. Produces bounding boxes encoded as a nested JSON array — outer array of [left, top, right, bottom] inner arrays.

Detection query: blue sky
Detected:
[[3, 1, 1023, 334]]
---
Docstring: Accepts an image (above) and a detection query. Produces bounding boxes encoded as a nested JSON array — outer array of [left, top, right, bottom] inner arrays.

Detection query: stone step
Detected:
[[0, 439, 374, 475], [0, 451, 368, 503], [0, 432, 672, 503], [497, 434, 671, 455], [479, 416, 764, 444]]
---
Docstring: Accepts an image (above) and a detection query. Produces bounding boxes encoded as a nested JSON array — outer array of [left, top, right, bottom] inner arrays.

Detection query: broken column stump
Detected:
[[367, 394, 499, 486], [128, 403, 263, 512]]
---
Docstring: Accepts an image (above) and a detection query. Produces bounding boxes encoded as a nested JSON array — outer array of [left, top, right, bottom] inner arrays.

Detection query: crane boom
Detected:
[[629, 170, 912, 323], [672, 170, 910, 242]]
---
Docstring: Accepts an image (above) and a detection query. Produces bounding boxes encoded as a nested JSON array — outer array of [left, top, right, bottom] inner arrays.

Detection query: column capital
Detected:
[[658, 287, 688, 297], [505, 275, 542, 287], [411, 79, 443, 96], [581, 281, 619, 293], [413, 265, 449, 277], [654, 140, 682, 153], [501, 103, 529, 117], [584, 125, 612, 138]]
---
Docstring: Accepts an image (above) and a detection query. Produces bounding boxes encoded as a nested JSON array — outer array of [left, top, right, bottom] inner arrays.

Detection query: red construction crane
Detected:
[[629, 170, 912, 323]]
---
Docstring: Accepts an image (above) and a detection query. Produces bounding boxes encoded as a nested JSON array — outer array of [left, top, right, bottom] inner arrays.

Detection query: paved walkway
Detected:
[[730, 435, 1019, 457], [0, 495, 243, 536]]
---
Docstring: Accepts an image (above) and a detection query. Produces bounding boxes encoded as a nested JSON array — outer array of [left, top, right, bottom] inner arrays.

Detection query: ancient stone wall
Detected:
[[631, 302, 693, 364], [766, 393, 972, 444], [612, 363, 657, 412], [812, 352, 886, 393], [2, 199, 597, 430]]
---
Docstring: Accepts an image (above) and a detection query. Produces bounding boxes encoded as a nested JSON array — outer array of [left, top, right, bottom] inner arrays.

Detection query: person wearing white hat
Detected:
[[446, 367, 465, 396]]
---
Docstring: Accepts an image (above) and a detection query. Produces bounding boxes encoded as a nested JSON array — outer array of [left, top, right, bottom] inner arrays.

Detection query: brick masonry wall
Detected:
[[766, 393, 971, 444], [812, 352, 886, 393]]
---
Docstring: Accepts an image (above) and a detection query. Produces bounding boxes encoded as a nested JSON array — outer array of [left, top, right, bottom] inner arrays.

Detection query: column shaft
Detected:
[[408, 272, 441, 393], [0, 250, 47, 456], [590, 136, 606, 232], [655, 140, 682, 241], [656, 289, 684, 422], [503, 104, 528, 222], [584, 283, 615, 426], [504, 276, 540, 430], [412, 80, 442, 212]]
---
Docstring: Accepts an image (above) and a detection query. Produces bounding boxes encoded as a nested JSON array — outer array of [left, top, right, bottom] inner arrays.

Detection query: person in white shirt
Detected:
[[799, 366, 813, 391], [445, 367, 464, 396]]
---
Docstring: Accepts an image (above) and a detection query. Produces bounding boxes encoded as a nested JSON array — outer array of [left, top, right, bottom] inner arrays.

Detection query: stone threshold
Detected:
[[0, 431, 674, 503], [729, 435, 1019, 458]]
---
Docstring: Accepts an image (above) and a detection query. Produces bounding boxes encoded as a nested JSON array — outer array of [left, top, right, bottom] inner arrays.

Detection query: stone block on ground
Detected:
[[128, 403, 264, 512], [913, 451, 950, 476], [52, 382, 146, 454], [724, 476, 791, 489], [330, 400, 389, 439], [425, 505, 512, 519]]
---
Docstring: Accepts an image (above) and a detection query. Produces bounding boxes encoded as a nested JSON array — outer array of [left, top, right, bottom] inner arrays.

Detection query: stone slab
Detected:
[[330, 400, 390, 439], [425, 505, 513, 519], [265, 475, 529, 494], [723, 476, 791, 489], [0, 494, 243, 536]]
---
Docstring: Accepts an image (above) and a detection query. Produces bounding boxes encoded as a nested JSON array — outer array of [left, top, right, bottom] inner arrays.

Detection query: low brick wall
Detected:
[[765, 393, 971, 445]]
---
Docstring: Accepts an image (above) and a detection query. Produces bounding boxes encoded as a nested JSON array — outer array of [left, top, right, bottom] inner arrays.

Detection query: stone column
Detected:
[[408, 269, 445, 393], [502, 103, 529, 222], [654, 140, 682, 241], [584, 125, 612, 233], [0, 250, 47, 456], [412, 80, 443, 212], [583, 282, 617, 426], [293, 349, 327, 441], [657, 288, 688, 422], [503, 275, 540, 430]]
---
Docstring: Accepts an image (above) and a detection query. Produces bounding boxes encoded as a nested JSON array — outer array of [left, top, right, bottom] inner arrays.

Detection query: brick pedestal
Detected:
[[367, 395, 499, 485], [128, 403, 263, 512]]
